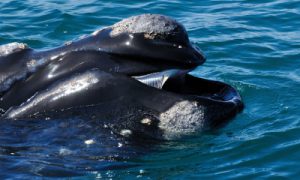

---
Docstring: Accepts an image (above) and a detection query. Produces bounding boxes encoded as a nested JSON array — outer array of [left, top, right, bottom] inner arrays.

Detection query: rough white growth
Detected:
[[0, 42, 28, 57], [159, 100, 205, 140], [110, 14, 182, 39]]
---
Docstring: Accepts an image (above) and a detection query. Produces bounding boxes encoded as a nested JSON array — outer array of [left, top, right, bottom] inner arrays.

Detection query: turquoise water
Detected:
[[1, 0, 300, 179]]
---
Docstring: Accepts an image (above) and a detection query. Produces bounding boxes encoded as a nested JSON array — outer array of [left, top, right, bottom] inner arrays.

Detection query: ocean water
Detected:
[[0, 0, 300, 179]]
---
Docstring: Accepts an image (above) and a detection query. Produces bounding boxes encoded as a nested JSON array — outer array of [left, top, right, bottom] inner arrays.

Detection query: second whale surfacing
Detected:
[[0, 14, 243, 140]]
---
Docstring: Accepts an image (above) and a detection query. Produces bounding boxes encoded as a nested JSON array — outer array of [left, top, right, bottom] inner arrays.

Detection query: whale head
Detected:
[[89, 14, 205, 74]]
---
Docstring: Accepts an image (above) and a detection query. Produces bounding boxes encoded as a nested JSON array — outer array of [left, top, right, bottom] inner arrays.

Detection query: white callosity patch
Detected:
[[0, 42, 28, 57], [5, 71, 101, 118], [159, 100, 205, 140], [110, 14, 183, 39]]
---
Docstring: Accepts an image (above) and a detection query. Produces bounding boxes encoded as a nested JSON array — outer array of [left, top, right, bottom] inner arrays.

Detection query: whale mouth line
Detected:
[[133, 69, 243, 109]]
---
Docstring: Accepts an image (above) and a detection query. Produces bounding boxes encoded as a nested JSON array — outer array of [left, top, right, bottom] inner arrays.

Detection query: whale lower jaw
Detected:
[[1, 68, 243, 141], [132, 69, 243, 139]]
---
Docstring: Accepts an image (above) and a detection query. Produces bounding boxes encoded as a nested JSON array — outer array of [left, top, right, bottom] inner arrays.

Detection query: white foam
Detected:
[[59, 148, 73, 156], [84, 139, 95, 145], [159, 100, 205, 140]]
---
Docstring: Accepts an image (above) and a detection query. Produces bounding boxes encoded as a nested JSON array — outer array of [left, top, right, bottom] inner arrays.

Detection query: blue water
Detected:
[[1, 0, 300, 179]]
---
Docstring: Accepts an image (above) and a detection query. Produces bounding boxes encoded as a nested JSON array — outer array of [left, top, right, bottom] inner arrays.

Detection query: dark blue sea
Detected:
[[1, 0, 300, 179]]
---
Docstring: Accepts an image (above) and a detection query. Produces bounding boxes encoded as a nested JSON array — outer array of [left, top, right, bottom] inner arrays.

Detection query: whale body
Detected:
[[0, 14, 243, 140]]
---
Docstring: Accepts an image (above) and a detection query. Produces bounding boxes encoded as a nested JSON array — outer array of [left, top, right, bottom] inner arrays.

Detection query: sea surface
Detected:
[[0, 0, 300, 179]]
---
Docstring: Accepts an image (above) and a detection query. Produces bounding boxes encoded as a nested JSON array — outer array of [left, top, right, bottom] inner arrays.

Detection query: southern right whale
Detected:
[[0, 14, 243, 140]]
